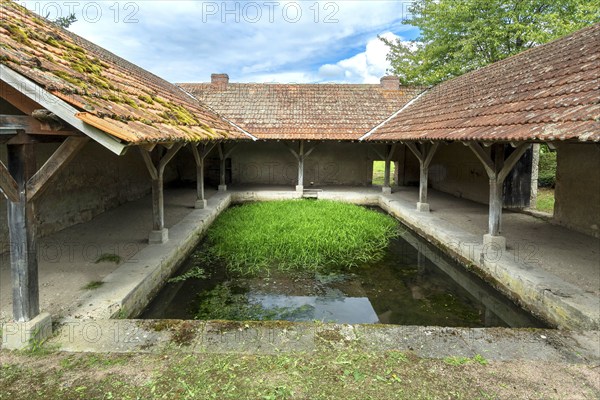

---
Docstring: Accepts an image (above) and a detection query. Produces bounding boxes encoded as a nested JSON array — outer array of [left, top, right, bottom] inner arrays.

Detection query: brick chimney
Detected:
[[380, 75, 400, 90], [211, 73, 229, 89]]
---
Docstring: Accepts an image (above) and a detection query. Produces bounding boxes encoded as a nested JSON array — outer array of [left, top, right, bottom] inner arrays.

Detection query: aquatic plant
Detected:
[[168, 266, 207, 283], [202, 200, 398, 275]]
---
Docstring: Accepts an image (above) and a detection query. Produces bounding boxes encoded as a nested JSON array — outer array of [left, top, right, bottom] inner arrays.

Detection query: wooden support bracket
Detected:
[[27, 137, 90, 202], [0, 159, 19, 202]]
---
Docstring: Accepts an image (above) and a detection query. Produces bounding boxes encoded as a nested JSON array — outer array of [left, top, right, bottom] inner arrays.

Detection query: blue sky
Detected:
[[22, 1, 419, 83]]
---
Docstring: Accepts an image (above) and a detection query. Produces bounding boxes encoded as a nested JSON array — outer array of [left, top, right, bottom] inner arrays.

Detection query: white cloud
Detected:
[[20, 1, 418, 83], [317, 32, 399, 83]]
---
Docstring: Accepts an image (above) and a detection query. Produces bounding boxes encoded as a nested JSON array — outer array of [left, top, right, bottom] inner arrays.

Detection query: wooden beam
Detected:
[[0, 81, 39, 115], [406, 142, 424, 163], [498, 143, 530, 183], [139, 148, 158, 180], [0, 159, 19, 202], [305, 143, 318, 158], [468, 142, 495, 178], [0, 115, 79, 136], [157, 143, 184, 175], [7, 139, 39, 321], [1, 65, 127, 155], [27, 137, 90, 202], [370, 144, 386, 160], [285, 142, 300, 161], [423, 142, 439, 168]]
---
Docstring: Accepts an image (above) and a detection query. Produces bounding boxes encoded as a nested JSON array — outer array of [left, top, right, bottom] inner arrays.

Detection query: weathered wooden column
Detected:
[[406, 142, 439, 212], [468, 142, 530, 250], [217, 143, 238, 192], [297, 140, 305, 191], [190, 143, 215, 209], [140, 143, 184, 244], [6, 135, 38, 322], [382, 144, 397, 194], [1, 131, 88, 323], [287, 141, 317, 192]]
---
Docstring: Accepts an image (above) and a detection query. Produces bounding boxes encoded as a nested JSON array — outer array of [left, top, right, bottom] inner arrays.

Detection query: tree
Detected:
[[383, 0, 600, 86], [52, 13, 77, 28]]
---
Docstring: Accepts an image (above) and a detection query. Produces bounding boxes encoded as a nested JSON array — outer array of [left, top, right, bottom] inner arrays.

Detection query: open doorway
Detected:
[[372, 160, 396, 186], [534, 144, 556, 214]]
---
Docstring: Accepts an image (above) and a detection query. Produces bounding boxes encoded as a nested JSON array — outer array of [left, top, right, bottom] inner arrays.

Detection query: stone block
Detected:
[[149, 229, 169, 244], [195, 199, 208, 209], [416, 202, 430, 212], [2, 312, 52, 350]]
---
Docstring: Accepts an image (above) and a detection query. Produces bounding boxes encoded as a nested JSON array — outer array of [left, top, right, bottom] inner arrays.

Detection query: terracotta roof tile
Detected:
[[179, 82, 423, 140], [0, 0, 247, 144], [368, 23, 600, 142]]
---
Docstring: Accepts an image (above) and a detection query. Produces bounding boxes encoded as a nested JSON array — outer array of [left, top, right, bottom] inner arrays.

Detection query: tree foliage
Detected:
[[52, 13, 77, 28], [383, 0, 600, 86]]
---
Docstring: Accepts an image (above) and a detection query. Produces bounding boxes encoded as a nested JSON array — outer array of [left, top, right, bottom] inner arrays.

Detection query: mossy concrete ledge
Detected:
[[48, 320, 599, 364], [378, 194, 600, 331], [65, 192, 232, 320]]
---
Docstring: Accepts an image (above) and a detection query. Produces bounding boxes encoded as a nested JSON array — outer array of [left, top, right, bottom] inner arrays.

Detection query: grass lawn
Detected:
[[372, 161, 395, 186], [536, 188, 555, 213], [1, 349, 597, 399]]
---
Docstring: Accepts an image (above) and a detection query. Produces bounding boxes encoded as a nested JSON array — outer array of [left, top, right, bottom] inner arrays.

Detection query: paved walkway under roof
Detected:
[[0, 185, 598, 330]]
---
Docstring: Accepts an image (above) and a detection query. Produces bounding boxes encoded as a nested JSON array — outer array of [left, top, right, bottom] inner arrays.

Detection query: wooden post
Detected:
[[140, 144, 184, 244], [297, 141, 305, 190], [489, 144, 504, 236], [7, 138, 38, 322], [468, 142, 530, 251], [286, 141, 317, 192], [406, 142, 439, 211], [217, 143, 238, 192], [191, 143, 215, 209], [383, 144, 392, 189], [1, 132, 88, 322]]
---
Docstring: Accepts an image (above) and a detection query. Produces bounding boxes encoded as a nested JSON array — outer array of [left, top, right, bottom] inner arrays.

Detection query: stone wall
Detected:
[[428, 142, 490, 204], [554, 143, 600, 238], [177, 141, 391, 187], [0, 141, 177, 245]]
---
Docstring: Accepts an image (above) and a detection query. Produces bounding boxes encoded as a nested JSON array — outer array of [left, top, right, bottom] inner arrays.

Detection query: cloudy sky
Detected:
[[22, 1, 419, 83]]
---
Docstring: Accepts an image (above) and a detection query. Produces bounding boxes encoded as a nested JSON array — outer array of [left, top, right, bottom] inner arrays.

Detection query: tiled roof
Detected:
[[179, 82, 423, 140], [367, 23, 600, 143], [0, 0, 247, 144]]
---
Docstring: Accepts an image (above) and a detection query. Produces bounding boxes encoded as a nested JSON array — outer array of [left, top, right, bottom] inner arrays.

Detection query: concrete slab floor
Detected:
[[0, 186, 218, 323], [0, 184, 598, 332], [388, 187, 600, 298]]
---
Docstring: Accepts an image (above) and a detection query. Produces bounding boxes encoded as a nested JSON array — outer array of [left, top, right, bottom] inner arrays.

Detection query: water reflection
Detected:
[[141, 221, 546, 328]]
